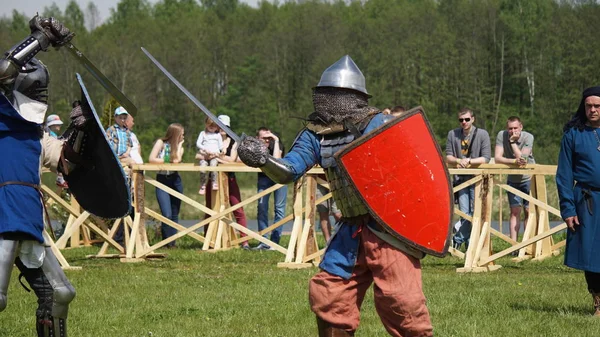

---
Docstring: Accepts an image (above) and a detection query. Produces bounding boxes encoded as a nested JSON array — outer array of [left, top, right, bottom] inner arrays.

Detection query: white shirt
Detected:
[[130, 132, 143, 164]]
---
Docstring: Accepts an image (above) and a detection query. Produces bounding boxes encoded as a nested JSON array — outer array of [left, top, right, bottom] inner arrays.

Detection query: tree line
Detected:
[[2, 0, 599, 166]]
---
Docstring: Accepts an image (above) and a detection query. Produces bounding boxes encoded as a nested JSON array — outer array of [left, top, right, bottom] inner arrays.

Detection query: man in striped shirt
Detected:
[[106, 106, 134, 166]]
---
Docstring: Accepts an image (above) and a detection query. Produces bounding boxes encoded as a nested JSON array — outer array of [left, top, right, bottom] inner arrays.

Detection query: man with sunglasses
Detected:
[[445, 108, 491, 249]]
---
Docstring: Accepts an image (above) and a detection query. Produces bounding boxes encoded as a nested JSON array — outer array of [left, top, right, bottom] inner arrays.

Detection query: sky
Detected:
[[2, 0, 260, 23]]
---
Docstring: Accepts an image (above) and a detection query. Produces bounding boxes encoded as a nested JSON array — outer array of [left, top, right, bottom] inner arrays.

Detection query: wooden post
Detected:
[[458, 177, 482, 272], [133, 170, 150, 254], [294, 175, 317, 266], [219, 171, 233, 249], [202, 177, 220, 251], [498, 173, 503, 235], [532, 174, 553, 261], [281, 179, 305, 265], [68, 198, 81, 248], [476, 175, 495, 267]]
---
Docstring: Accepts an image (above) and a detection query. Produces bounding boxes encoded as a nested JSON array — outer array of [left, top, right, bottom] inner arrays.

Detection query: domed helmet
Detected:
[[311, 55, 376, 125], [315, 55, 370, 97], [14, 57, 49, 104]]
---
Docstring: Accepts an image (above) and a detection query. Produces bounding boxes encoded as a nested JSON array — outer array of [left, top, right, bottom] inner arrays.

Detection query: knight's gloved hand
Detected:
[[70, 103, 90, 130], [237, 135, 269, 168], [29, 15, 74, 49]]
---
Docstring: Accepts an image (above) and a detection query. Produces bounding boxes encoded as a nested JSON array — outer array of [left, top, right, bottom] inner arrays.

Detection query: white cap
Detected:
[[114, 106, 129, 116], [217, 115, 230, 127], [46, 114, 63, 127]]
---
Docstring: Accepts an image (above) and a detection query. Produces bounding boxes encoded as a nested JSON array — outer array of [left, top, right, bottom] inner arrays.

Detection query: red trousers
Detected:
[[309, 226, 433, 337], [204, 174, 247, 237]]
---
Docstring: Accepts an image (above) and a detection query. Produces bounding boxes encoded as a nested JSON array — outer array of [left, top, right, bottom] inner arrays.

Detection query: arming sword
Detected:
[[140, 47, 241, 143], [64, 43, 137, 116]]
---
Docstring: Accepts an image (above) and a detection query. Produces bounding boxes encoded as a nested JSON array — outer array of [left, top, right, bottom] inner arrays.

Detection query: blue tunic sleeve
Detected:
[[556, 129, 576, 219], [280, 129, 321, 181]]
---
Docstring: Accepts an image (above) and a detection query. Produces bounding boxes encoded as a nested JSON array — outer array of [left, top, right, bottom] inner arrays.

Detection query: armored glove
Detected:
[[29, 15, 74, 49], [69, 101, 91, 130], [237, 135, 269, 168]]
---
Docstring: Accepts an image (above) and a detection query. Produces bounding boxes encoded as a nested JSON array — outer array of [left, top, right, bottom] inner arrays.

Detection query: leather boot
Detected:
[[593, 292, 600, 317], [317, 317, 354, 337]]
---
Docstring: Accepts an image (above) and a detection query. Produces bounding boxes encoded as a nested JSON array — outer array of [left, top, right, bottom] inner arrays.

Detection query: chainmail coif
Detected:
[[310, 87, 377, 125]]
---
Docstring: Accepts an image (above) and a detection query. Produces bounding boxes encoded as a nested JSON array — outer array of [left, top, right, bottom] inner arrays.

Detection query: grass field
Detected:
[[2, 235, 600, 337]]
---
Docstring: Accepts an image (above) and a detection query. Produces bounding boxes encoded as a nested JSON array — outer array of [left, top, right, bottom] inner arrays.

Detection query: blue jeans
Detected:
[[453, 181, 475, 247], [156, 173, 183, 247], [257, 175, 288, 244]]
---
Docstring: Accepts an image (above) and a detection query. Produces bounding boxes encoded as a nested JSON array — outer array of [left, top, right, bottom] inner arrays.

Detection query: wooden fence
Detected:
[[448, 163, 565, 273], [42, 163, 565, 273], [43, 163, 331, 269]]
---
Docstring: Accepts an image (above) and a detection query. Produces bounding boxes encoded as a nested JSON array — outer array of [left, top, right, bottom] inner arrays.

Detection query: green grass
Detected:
[[2, 237, 600, 337]]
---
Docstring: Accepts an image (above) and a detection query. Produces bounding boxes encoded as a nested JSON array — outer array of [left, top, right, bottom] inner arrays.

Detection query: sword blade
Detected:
[[65, 43, 138, 116], [141, 47, 240, 143]]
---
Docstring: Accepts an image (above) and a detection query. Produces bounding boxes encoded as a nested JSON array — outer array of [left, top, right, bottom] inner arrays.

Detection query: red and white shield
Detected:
[[335, 107, 453, 257]]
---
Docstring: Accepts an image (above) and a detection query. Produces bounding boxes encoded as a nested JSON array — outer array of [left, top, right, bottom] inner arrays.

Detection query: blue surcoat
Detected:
[[0, 93, 45, 243]]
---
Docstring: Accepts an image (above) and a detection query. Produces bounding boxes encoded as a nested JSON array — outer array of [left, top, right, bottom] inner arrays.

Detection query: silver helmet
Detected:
[[316, 55, 369, 97]]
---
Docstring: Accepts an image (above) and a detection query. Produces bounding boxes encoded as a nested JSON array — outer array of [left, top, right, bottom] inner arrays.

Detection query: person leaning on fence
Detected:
[[253, 127, 288, 251], [556, 86, 600, 317], [148, 123, 185, 248], [238, 55, 432, 337], [106, 106, 135, 168], [494, 116, 535, 243], [203, 115, 250, 250], [196, 117, 223, 195], [445, 107, 491, 250]]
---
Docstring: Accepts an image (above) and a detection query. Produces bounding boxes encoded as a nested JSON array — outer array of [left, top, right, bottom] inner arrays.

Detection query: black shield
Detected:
[[63, 74, 131, 218]]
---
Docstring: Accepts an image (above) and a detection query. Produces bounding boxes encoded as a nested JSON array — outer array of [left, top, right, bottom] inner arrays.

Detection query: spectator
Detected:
[[315, 174, 342, 242], [196, 117, 223, 195], [445, 107, 491, 249], [382, 107, 392, 115], [494, 116, 535, 243], [106, 106, 134, 167], [111, 114, 143, 247], [148, 123, 185, 248], [45, 114, 63, 138], [390, 105, 407, 117], [45, 114, 68, 189], [126, 114, 143, 165], [557, 86, 600, 316], [204, 115, 250, 249], [254, 127, 287, 250]]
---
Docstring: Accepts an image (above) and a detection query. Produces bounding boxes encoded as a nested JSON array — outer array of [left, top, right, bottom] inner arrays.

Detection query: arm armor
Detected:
[[0, 31, 49, 90], [261, 156, 294, 185]]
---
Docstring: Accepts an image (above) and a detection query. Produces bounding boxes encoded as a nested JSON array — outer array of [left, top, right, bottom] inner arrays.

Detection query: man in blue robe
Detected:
[[557, 86, 600, 317]]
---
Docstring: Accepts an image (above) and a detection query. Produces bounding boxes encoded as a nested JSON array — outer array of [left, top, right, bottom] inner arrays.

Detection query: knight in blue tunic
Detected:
[[0, 15, 93, 337], [238, 56, 433, 337], [557, 86, 600, 317]]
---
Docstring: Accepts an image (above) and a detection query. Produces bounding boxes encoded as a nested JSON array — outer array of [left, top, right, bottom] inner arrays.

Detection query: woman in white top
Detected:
[[148, 123, 185, 248]]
